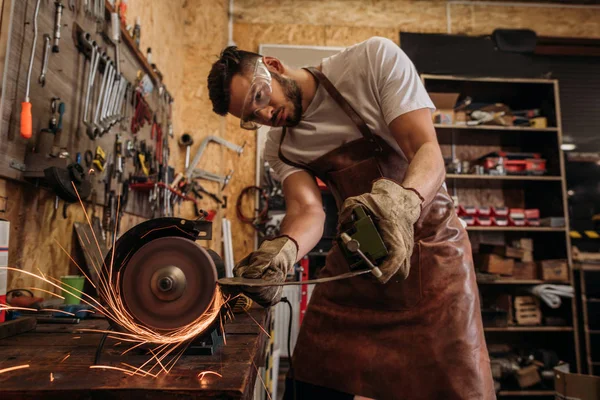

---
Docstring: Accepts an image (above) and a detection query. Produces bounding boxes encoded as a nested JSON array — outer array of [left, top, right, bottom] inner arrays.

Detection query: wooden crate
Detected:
[[480, 254, 515, 276], [513, 262, 538, 280], [514, 296, 542, 326], [540, 259, 569, 282]]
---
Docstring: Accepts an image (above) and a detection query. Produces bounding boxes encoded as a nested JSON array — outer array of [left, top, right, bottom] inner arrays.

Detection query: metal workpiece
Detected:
[[38, 34, 51, 87], [185, 135, 245, 179]]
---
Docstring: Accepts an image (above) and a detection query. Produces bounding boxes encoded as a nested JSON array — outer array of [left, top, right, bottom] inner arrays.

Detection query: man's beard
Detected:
[[272, 72, 303, 127]]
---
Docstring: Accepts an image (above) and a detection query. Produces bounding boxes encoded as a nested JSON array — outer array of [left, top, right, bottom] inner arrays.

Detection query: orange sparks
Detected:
[[198, 370, 223, 380], [72, 336, 81, 340], [91, 365, 157, 378], [27, 287, 65, 300], [243, 309, 271, 338], [0, 365, 30, 375], [60, 354, 70, 363], [40, 309, 76, 317], [50, 373, 54, 382]]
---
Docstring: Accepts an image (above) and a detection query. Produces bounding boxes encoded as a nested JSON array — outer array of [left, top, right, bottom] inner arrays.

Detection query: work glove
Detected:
[[233, 236, 298, 307], [338, 178, 423, 284]]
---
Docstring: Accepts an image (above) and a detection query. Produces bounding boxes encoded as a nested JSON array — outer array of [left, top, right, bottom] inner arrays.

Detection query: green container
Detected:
[[60, 275, 85, 305]]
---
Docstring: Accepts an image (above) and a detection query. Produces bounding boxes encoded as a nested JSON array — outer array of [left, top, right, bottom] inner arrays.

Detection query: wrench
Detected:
[[101, 74, 120, 129], [107, 77, 123, 122], [38, 34, 51, 86], [93, 59, 111, 134], [82, 37, 100, 139], [98, 65, 115, 131], [111, 79, 128, 123]]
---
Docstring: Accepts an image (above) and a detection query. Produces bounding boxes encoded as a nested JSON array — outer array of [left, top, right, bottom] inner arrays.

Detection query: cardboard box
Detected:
[[555, 363, 600, 400], [513, 262, 538, 280], [522, 251, 534, 263], [480, 254, 514, 276], [516, 365, 541, 388], [480, 244, 524, 259], [540, 259, 569, 282], [512, 238, 534, 251], [0, 221, 9, 324], [430, 93, 460, 125]]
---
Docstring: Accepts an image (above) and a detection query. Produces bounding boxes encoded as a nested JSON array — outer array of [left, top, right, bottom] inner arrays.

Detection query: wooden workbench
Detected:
[[0, 306, 270, 399]]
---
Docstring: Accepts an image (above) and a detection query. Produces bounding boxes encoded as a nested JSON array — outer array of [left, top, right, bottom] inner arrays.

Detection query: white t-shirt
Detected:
[[263, 37, 435, 183]]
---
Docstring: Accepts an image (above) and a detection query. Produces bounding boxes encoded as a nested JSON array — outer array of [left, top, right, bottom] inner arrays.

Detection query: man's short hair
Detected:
[[207, 46, 262, 116]]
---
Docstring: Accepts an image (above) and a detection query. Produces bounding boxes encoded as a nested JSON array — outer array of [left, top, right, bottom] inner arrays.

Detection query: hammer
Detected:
[[179, 133, 194, 169]]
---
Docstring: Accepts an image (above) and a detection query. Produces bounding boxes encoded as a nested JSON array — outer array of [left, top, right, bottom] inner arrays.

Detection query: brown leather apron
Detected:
[[278, 67, 495, 400]]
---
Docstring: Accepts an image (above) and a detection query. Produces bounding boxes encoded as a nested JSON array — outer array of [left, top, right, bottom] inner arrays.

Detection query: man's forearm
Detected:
[[401, 141, 445, 204], [280, 206, 325, 261]]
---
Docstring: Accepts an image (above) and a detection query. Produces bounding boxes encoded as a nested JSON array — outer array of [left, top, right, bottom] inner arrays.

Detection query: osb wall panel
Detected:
[[178, 0, 230, 254], [233, 0, 447, 32], [450, 4, 600, 38]]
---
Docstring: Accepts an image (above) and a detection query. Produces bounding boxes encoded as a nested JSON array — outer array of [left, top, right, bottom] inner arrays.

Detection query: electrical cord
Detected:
[[280, 297, 297, 400]]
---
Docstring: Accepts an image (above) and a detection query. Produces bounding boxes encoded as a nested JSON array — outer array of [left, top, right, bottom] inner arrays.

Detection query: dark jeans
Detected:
[[283, 377, 354, 400]]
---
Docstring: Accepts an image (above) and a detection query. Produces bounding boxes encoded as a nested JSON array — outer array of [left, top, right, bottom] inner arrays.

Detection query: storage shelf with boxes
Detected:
[[423, 74, 579, 396]]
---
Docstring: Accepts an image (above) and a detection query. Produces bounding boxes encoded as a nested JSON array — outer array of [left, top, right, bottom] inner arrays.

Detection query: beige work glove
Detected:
[[233, 236, 298, 307], [338, 178, 423, 284]]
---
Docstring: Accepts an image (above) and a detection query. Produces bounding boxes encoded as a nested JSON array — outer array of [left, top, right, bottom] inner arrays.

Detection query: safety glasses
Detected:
[[240, 58, 272, 130]]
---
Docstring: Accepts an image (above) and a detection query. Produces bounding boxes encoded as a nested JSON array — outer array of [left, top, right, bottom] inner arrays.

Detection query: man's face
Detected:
[[228, 60, 303, 129]]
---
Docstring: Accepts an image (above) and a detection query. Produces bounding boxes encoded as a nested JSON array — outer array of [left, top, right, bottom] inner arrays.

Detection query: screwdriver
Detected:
[[21, 0, 42, 139]]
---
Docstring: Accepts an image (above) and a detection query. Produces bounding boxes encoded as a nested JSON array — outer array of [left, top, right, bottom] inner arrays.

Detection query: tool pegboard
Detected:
[[0, 0, 174, 221]]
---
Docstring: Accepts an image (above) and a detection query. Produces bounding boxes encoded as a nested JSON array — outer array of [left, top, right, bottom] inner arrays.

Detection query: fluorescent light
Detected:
[[561, 143, 577, 151]]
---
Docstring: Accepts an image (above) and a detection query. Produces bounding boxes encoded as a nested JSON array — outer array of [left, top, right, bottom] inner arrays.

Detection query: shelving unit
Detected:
[[577, 262, 600, 376], [423, 74, 580, 397]]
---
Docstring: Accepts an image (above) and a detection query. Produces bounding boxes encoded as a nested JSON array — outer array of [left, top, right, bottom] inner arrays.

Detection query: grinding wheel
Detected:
[[120, 236, 217, 331]]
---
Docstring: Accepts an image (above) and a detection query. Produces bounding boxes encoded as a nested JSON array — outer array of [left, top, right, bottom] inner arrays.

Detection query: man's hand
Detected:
[[233, 236, 298, 307], [339, 179, 423, 283]]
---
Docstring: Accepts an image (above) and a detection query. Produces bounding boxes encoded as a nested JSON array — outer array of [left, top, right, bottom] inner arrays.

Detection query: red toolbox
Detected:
[[475, 152, 547, 175]]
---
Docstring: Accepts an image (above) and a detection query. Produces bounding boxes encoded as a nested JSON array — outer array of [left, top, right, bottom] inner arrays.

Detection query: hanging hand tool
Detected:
[[56, 101, 66, 133], [179, 133, 194, 169], [38, 34, 51, 87], [81, 35, 100, 139], [110, 11, 121, 75], [21, 0, 42, 139], [92, 57, 110, 136], [192, 169, 234, 191], [52, 1, 64, 53], [185, 135, 245, 179]]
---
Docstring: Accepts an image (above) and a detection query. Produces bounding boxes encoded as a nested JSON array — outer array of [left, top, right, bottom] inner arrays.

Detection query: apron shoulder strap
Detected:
[[305, 66, 382, 153], [278, 127, 316, 175]]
